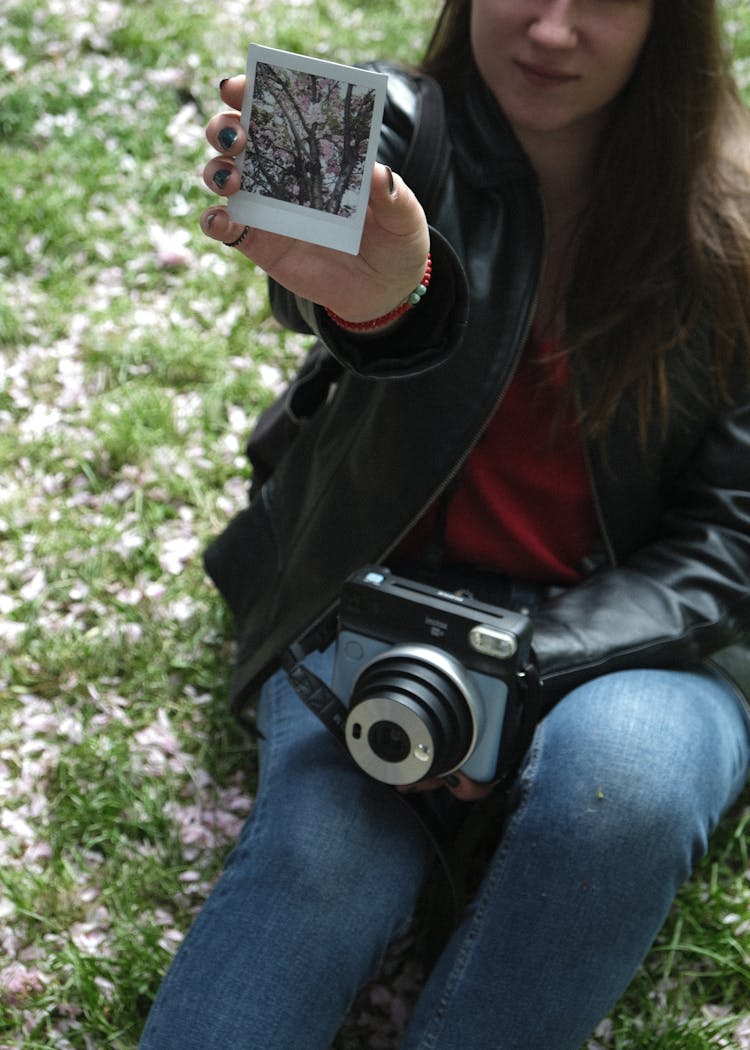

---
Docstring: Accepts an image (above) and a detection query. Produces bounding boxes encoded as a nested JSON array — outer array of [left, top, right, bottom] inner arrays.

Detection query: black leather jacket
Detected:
[[205, 64, 750, 718]]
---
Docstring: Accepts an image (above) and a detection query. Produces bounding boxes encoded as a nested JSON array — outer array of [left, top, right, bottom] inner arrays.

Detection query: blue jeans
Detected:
[[139, 648, 750, 1050]]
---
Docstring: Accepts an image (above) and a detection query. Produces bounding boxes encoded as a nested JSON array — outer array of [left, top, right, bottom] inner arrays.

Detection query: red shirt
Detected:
[[396, 337, 598, 583]]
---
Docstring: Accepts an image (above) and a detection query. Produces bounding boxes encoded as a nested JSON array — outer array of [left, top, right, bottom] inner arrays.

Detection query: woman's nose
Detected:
[[527, 0, 580, 48]]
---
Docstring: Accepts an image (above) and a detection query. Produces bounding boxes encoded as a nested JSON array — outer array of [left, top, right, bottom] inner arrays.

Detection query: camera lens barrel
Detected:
[[344, 644, 481, 785]]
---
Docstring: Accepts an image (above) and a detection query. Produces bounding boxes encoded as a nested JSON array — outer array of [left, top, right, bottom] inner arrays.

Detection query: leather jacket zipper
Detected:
[[581, 438, 618, 569]]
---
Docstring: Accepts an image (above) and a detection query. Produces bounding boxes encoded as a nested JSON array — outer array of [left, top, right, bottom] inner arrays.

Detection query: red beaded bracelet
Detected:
[[324, 254, 432, 332]]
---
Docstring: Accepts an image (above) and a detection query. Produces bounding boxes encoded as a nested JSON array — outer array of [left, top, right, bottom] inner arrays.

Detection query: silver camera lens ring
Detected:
[[345, 696, 437, 784], [344, 643, 483, 785]]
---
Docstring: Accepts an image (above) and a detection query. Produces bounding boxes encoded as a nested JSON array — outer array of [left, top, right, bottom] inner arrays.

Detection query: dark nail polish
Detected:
[[385, 165, 395, 195], [443, 774, 460, 788], [213, 168, 232, 189], [218, 127, 237, 151], [219, 77, 229, 91]]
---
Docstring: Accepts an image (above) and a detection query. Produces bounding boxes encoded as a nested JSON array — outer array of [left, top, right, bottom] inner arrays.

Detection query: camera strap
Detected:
[[281, 641, 348, 748]]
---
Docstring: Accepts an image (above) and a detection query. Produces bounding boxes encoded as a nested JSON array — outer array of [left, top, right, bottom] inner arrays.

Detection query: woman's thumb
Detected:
[[369, 162, 428, 238]]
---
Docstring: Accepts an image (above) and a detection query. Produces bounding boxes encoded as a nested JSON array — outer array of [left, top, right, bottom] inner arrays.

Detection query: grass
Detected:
[[0, 0, 749, 1047]]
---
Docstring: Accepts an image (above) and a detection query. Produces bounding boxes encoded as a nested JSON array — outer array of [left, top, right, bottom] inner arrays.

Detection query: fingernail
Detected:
[[219, 77, 229, 91], [218, 126, 238, 151], [442, 774, 460, 788], [385, 165, 395, 196], [213, 168, 232, 189], [204, 210, 218, 228]]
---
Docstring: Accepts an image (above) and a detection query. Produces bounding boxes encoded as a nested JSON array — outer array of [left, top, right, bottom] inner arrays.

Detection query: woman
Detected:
[[139, 1, 750, 1046]]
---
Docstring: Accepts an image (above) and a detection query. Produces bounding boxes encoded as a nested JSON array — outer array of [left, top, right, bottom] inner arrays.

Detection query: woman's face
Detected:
[[470, 0, 653, 148]]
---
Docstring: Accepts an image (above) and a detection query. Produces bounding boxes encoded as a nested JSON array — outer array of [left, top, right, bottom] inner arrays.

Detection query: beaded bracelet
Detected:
[[324, 254, 432, 332]]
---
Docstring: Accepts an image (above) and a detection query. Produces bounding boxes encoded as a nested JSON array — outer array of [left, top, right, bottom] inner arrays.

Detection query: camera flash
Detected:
[[469, 625, 518, 660]]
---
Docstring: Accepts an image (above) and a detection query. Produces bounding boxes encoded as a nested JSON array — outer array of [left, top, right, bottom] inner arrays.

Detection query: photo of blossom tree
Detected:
[[241, 62, 377, 217]]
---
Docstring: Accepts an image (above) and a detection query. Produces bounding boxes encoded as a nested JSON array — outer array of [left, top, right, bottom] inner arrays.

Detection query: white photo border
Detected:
[[228, 44, 388, 256]]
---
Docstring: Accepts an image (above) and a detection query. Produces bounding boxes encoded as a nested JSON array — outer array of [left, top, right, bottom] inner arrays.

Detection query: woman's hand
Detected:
[[200, 76, 431, 324], [397, 772, 497, 802]]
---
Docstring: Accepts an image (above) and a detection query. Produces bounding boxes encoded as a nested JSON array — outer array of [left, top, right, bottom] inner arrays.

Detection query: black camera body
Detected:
[[332, 567, 533, 786]]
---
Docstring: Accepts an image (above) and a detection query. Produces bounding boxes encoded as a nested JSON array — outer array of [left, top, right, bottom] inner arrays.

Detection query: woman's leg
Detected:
[[139, 647, 432, 1050], [401, 668, 750, 1050]]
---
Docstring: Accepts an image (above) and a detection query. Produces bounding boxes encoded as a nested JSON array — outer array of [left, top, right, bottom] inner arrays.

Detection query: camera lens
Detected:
[[367, 720, 411, 763], [343, 644, 480, 785]]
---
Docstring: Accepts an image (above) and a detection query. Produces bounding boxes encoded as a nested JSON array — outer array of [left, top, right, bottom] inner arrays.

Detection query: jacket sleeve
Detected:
[[531, 390, 750, 707], [267, 68, 469, 379]]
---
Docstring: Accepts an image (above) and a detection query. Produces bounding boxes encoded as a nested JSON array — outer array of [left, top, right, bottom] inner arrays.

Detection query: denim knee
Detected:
[[225, 661, 433, 938], [529, 667, 750, 881], [248, 776, 430, 909]]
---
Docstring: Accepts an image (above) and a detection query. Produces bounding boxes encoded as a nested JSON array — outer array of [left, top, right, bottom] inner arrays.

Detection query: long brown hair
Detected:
[[422, 0, 750, 440]]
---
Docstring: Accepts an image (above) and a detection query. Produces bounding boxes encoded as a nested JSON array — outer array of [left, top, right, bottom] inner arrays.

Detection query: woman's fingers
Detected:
[[203, 157, 242, 196], [200, 210, 295, 267], [205, 112, 245, 155], [396, 772, 496, 802], [219, 75, 246, 110], [202, 83, 246, 197], [200, 206, 248, 246]]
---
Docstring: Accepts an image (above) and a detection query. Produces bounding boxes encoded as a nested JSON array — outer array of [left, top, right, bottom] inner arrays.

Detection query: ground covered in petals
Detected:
[[1, 1, 749, 1047]]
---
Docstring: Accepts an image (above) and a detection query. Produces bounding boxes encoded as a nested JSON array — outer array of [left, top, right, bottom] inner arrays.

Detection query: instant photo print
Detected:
[[228, 45, 388, 255]]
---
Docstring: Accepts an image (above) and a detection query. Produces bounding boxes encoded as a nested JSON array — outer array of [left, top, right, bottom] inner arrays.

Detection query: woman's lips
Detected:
[[515, 60, 579, 86]]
